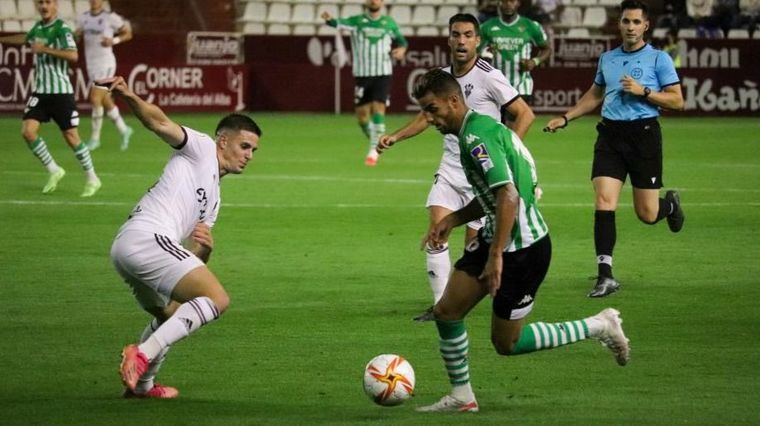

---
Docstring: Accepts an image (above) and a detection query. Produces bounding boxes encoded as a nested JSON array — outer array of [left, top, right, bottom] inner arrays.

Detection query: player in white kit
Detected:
[[75, 0, 133, 151], [377, 13, 535, 311], [104, 75, 262, 398]]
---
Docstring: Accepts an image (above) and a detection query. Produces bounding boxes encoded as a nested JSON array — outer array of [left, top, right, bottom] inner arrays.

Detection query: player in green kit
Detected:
[[320, 0, 407, 166], [412, 69, 629, 413], [0, 0, 101, 197], [479, 0, 552, 103]]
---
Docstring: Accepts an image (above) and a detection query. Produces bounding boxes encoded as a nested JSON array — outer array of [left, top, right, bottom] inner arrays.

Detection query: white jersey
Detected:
[[119, 127, 221, 242], [76, 9, 125, 71], [439, 59, 519, 188]]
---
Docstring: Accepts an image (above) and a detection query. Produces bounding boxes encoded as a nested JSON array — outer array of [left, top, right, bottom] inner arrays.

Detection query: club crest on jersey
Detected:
[[470, 143, 494, 173], [464, 83, 473, 98]]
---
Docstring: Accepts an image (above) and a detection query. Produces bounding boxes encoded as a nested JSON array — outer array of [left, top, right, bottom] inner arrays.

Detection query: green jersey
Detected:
[[25, 18, 77, 94], [479, 15, 548, 96], [458, 110, 548, 251], [328, 14, 407, 77]]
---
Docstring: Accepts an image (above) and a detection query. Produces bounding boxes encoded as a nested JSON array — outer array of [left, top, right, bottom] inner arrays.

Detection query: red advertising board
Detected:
[[0, 37, 247, 113], [245, 35, 759, 116]]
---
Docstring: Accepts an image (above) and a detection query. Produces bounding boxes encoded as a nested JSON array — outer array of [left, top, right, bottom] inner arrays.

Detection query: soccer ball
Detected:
[[363, 354, 415, 406]]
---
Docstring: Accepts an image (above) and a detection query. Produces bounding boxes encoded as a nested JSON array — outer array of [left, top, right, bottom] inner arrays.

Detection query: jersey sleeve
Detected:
[[333, 15, 360, 32], [178, 126, 216, 163], [594, 52, 606, 86], [486, 69, 520, 107], [529, 20, 548, 47], [59, 23, 77, 50], [388, 19, 408, 47], [468, 127, 513, 189], [477, 24, 492, 53], [109, 12, 126, 31], [655, 50, 680, 87]]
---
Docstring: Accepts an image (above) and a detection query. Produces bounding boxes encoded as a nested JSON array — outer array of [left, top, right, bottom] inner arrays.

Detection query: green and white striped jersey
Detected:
[[479, 15, 547, 96], [458, 110, 548, 251], [327, 14, 407, 77], [25, 18, 77, 94]]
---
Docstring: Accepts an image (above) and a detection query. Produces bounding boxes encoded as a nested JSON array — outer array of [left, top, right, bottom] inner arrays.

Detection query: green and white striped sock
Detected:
[[359, 121, 370, 139], [436, 319, 475, 401], [511, 320, 591, 354], [369, 113, 385, 150], [73, 142, 97, 180], [29, 137, 59, 173]]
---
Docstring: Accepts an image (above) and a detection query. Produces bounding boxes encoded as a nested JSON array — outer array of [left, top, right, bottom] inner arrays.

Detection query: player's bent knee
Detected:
[[490, 336, 516, 356], [433, 303, 464, 322], [635, 208, 658, 224]]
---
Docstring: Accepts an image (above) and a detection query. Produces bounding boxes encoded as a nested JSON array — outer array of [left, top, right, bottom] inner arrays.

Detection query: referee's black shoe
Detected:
[[588, 276, 620, 298], [665, 190, 685, 233]]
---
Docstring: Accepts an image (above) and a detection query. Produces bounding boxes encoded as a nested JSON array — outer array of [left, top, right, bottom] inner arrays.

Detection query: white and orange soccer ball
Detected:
[[363, 354, 415, 406]]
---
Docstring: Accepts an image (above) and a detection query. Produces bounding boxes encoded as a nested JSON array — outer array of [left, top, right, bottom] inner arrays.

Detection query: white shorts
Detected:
[[87, 66, 116, 85], [425, 174, 484, 231], [110, 229, 204, 310]]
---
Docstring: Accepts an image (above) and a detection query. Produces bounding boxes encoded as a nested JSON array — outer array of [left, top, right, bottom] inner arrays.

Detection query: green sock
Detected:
[[368, 113, 385, 150], [436, 320, 470, 386], [29, 137, 58, 172], [359, 122, 370, 138], [73, 142, 94, 172], [510, 320, 590, 355]]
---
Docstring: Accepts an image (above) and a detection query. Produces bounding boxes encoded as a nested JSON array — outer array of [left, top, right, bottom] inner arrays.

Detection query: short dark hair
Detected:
[[412, 68, 463, 100], [215, 113, 262, 138], [620, 0, 649, 18], [449, 13, 480, 35]]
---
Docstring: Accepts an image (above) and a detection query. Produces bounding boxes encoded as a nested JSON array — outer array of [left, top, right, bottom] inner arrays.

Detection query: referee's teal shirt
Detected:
[[594, 44, 680, 121]]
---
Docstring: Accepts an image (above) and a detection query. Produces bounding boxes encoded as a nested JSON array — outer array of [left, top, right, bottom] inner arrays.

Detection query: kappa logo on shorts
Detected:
[[470, 142, 494, 173], [518, 294, 533, 305]]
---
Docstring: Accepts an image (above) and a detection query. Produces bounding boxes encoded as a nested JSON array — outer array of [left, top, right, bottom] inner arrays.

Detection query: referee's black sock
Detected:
[[653, 197, 674, 223], [595, 210, 616, 278]]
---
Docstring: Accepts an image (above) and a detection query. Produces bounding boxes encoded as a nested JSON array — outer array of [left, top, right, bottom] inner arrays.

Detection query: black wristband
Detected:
[[561, 115, 569, 128]]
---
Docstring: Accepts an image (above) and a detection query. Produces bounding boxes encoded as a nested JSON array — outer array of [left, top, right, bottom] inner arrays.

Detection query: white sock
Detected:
[[426, 242, 450, 303], [91, 106, 104, 141], [138, 297, 220, 361], [368, 123, 380, 150], [451, 382, 475, 402], [135, 318, 170, 393], [584, 315, 606, 338], [107, 106, 128, 134]]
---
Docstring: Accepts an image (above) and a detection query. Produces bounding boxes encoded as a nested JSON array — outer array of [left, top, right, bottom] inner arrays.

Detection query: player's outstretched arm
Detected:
[[544, 83, 604, 133], [376, 112, 429, 154], [107, 76, 185, 147]]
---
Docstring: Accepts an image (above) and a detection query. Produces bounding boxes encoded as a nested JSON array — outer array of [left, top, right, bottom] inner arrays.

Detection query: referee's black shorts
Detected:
[[22, 93, 79, 131], [591, 117, 663, 189]]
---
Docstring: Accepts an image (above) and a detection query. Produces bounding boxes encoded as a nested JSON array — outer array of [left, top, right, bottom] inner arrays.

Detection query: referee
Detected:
[[544, 0, 685, 298]]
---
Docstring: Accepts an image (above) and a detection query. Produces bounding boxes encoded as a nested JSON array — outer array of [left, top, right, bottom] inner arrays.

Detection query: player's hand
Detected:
[[321, 11, 333, 21], [192, 222, 214, 251], [422, 219, 453, 252], [376, 134, 398, 154], [391, 47, 406, 61], [100, 37, 115, 47], [479, 252, 503, 297], [30, 42, 46, 54], [519, 58, 536, 72], [543, 116, 568, 133], [620, 75, 644, 96], [101, 76, 129, 96]]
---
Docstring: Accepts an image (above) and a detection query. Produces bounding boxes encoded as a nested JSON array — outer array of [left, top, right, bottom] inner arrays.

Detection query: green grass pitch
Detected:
[[0, 112, 758, 424]]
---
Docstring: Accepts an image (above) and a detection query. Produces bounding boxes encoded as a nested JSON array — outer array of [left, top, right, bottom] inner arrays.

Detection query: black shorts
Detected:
[[22, 93, 79, 131], [454, 233, 552, 320], [354, 76, 391, 106], [591, 117, 663, 189]]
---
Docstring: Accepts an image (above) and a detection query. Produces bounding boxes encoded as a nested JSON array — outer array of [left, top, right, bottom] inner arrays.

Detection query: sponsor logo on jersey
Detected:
[[470, 142, 494, 173]]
